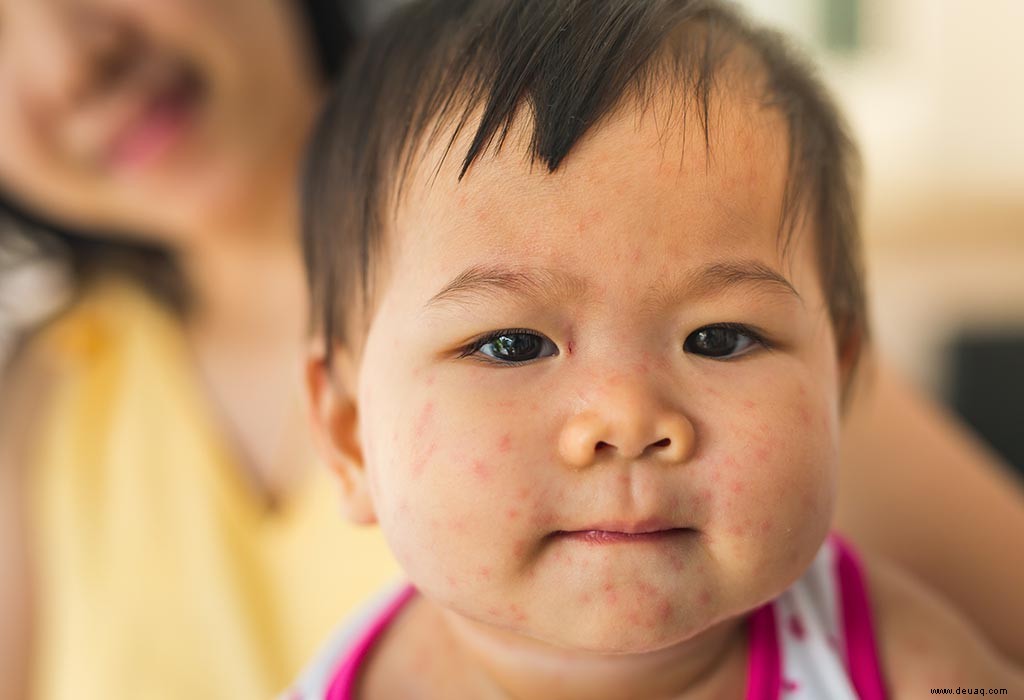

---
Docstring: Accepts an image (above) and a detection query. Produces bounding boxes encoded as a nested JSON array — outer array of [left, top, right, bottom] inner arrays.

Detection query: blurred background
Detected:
[[2, 0, 1022, 468], [743, 0, 1024, 469]]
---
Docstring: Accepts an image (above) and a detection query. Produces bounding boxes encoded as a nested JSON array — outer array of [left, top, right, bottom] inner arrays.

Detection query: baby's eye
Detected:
[[464, 329, 559, 365], [684, 324, 765, 359]]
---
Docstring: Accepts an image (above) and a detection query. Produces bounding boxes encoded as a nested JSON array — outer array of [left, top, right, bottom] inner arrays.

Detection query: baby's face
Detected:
[[338, 94, 843, 653]]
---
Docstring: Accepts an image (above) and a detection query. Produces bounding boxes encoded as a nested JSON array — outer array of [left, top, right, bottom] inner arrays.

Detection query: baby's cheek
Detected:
[[711, 387, 836, 557]]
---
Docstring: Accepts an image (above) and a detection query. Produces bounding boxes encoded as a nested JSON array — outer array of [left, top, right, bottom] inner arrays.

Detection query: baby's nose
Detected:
[[558, 386, 695, 468]]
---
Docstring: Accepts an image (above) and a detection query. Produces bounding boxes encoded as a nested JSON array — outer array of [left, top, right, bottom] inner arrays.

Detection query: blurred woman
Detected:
[[0, 1, 397, 698], [0, 1, 1021, 699]]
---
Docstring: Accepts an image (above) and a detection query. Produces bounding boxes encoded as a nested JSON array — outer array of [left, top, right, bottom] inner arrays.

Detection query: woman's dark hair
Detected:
[[0, 0, 358, 311]]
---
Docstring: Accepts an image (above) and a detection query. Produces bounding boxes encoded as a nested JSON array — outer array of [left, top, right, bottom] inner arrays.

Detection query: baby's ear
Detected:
[[304, 343, 377, 525]]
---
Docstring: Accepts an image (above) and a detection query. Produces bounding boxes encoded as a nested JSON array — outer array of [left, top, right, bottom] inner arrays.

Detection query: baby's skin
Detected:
[[307, 84, 1022, 698]]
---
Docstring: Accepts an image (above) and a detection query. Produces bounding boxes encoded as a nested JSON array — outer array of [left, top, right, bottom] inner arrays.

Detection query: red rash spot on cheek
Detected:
[[506, 507, 520, 521], [471, 459, 492, 481], [477, 566, 491, 581], [636, 581, 657, 597], [507, 604, 528, 623], [729, 480, 744, 494], [727, 518, 753, 537], [410, 442, 437, 479], [698, 590, 712, 607], [413, 402, 435, 440], [743, 399, 757, 409], [497, 433, 512, 453], [659, 600, 674, 621]]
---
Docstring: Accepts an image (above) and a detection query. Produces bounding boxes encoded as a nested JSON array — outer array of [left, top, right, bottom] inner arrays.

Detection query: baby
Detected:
[[288, 0, 1022, 697]]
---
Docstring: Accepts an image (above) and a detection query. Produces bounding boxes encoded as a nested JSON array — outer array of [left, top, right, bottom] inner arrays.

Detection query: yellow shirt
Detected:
[[27, 282, 398, 700]]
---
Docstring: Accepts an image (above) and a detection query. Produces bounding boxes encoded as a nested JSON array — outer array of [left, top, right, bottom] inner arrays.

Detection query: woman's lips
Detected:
[[105, 67, 202, 173]]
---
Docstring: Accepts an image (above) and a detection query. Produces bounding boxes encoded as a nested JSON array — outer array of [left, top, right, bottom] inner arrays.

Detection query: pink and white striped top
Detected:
[[282, 535, 886, 699]]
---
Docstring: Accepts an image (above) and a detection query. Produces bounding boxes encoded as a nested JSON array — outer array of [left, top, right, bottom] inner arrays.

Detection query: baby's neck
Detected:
[[364, 594, 750, 700]]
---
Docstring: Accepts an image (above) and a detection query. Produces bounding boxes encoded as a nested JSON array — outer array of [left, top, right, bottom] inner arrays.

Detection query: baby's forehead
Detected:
[[394, 87, 794, 255]]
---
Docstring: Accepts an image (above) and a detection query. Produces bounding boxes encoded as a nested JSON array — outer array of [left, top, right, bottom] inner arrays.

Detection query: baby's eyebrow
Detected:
[[643, 260, 804, 310], [422, 264, 590, 312], [422, 259, 801, 314]]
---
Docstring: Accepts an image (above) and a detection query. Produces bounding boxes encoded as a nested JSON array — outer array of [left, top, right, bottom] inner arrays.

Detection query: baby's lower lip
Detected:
[[556, 528, 690, 545]]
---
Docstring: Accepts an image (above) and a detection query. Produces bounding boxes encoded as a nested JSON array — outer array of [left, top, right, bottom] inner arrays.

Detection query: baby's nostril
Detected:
[[595, 441, 611, 450], [652, 438, 671, 448]]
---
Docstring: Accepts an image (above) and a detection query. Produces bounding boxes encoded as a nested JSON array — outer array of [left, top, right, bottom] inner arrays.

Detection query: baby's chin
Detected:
[[459, 590, 734, 657]]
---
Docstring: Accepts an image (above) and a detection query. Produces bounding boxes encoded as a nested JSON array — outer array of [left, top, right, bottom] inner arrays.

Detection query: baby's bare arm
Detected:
[[868, 555, 1023, 698], [836, 355, 1024, 664]]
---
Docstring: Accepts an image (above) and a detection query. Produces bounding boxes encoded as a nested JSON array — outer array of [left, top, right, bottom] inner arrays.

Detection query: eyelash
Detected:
[[693, 322, 772, 355], [457, 327, 553, 366]]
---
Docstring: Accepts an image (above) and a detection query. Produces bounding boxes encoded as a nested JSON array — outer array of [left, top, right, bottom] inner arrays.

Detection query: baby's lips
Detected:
[[555, 516, 687, 535]]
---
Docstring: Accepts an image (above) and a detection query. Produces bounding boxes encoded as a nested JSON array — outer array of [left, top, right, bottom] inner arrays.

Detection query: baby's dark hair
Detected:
[[304, 0, 867, 372]]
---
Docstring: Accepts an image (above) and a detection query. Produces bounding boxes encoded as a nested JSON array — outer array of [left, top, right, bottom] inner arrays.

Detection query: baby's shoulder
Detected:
[[863, 553, 1023, 698]]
